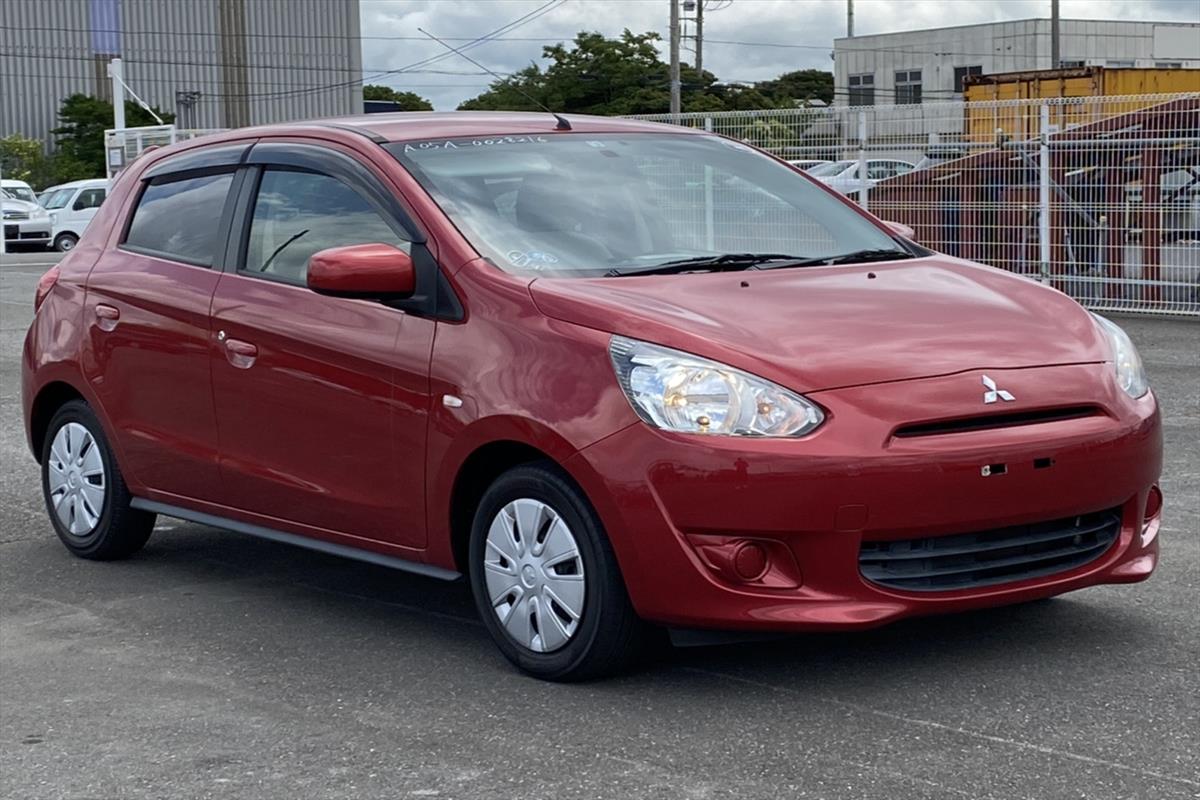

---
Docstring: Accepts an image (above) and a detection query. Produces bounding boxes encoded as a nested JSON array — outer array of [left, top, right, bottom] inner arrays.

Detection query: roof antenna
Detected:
[[416, 27, 572, 131]]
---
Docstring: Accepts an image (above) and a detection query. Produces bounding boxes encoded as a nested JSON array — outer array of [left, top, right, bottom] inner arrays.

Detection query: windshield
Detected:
[[3, 185, 37, 203], [389, 135, 901, 277], [41, 188, 75, 209], [806, 160, 854, 177]]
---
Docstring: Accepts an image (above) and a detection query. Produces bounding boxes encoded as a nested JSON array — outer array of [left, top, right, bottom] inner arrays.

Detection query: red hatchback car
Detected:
[[23, 113, 1163, 680]]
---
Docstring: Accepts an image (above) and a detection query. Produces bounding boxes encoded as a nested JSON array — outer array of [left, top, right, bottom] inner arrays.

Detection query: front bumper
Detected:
[[4, 219, 51, 244], [567, 363, 1162, 631]]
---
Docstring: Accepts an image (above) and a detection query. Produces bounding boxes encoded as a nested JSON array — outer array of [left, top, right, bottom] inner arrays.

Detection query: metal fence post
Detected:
[[856, 111, 868, 211], [703, 117, 715, 251], [0, 161, 7, 257], [1038, 103, 1052, 284]]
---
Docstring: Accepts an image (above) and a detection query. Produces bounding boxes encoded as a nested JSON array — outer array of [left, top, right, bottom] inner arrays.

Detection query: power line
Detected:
[[0, 50, 510, 77], [2, 22, 1159, 61], [2, 68, 492, 91], [0, 23, 566, 43], [200, 0, 569, 100]]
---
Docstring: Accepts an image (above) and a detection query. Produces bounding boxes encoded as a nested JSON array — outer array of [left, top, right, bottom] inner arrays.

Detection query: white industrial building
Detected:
[[833, 19, 1200, 106], [1, 0, 362, 146]]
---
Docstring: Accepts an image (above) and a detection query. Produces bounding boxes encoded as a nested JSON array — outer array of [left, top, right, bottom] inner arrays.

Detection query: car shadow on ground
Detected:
[[75, 520, 1158, 691]]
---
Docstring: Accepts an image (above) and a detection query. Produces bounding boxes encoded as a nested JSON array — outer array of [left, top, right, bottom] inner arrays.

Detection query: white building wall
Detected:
[[833, 19, 1200, 106]]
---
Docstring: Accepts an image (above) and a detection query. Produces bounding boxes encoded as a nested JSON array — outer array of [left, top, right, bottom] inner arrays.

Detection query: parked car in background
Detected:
[[810, 159, 916, 195], [786, 159, 831, 172], [38, 178, 110, 252], [914, 145, 969, 171], [2, 178, 40, 204], [3, 187, 52, 249], [22, 113, 1163, 681]]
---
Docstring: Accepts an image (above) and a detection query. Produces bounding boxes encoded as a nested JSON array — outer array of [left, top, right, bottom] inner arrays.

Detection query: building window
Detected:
[[953, 65, 983, 94], [1106, 59, 1135, 68], [895, 70, 922, 104], [848, 73, 875, 106], [1155, 61, 1183, 68], [1058, 59, 1085, 68]]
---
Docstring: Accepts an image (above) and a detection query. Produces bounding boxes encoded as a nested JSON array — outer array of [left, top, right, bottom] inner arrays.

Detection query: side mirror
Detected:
[[307, 243, 416, 299], [883, 220, 915, 241]]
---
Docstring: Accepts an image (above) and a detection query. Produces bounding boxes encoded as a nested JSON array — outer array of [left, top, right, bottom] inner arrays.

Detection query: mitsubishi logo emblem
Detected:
[[982, 375, 1015, 404]]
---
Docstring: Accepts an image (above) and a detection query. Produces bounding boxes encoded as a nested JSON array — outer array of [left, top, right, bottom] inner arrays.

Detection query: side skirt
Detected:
[[130, 498, 461, 581]]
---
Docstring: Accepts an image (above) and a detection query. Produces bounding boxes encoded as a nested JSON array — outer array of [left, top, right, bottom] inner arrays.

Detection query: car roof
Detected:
[[1, 178, 34, 187], [253, 111, 705, 143], [46, 178, 108, 190]]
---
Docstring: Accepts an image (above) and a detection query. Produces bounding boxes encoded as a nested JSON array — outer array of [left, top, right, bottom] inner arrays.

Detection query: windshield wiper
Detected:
[[763, 248, 913, 268], [604, 253, 805, 277], [259, 229, 309, 272]]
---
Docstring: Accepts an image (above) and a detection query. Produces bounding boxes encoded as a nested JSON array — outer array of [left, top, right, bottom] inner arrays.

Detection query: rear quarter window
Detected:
[[123, 172, 234, 266]]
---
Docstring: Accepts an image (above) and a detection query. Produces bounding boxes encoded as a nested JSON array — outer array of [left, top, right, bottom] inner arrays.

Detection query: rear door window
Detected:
[[124, 172, 235, 266]]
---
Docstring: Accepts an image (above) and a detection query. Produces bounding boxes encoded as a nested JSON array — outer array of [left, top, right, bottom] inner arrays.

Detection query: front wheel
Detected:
[[41, 400, 155, 559], [468, 462, 646, 681], [54, 232, 78, 252]]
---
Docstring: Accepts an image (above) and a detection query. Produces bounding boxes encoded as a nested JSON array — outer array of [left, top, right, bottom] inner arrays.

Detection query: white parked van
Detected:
[[40, 178, 110, 252]]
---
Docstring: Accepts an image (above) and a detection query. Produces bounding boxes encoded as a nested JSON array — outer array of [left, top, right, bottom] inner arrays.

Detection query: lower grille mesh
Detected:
[[859, 508, 1121, 592]]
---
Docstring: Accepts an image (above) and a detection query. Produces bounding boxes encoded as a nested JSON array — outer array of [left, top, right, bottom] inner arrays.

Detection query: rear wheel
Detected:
[[468, 462, 646, 681], [41, 400, 155, 559], [53, 233, 78, 252]]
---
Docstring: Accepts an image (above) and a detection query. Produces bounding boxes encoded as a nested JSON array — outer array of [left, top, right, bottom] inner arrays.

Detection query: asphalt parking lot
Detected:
[[1, 251, 1197, 799]]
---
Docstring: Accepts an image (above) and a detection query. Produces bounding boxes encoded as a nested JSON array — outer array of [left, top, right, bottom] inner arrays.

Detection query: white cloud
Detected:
[[359, 0, 1200, 109]]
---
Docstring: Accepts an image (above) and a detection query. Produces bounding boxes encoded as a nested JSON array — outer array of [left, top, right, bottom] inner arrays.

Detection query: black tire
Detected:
[[54, 233, 78, 252], [468, 461, 647, 681], [40, 399, 155, 560]]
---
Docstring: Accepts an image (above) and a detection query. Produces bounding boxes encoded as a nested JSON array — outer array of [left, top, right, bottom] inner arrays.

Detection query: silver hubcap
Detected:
[[46, 422, 106, 536], [484, 499, 585, 653]]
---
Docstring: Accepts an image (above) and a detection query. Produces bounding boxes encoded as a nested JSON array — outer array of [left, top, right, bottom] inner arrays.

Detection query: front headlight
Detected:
[[1092, 314, 1149, 399], [608, 335, 824, 437]]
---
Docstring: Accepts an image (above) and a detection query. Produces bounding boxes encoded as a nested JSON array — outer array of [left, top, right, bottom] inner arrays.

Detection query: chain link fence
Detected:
[[629, 94, 1200, 317]]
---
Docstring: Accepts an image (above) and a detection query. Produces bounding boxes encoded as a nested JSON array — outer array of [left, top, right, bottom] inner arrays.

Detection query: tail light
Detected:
[[34, 266, 60, 312]]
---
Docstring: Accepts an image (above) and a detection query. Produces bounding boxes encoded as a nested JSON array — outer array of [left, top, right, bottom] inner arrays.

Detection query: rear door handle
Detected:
[[95, 304, 120, 331], [220, 332, 258, 369]]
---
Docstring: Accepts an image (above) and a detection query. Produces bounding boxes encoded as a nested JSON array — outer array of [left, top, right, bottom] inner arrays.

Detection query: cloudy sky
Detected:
[[358, 0, 1199, 109]]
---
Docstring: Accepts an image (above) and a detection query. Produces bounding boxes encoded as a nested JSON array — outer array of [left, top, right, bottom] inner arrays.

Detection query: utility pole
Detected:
[[669, 0, 681, 116], [1050, 0, 1060, 68], [847, 0, 854, 37], [108, 58, 126, 133], [694, 0, 703, 77]]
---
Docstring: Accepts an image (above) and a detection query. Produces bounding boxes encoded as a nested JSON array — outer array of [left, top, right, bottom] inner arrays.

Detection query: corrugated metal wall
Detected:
[[1, 0, 361, 147]]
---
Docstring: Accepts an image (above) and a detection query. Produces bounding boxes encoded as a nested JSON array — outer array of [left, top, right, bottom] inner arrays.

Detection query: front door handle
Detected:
[[222, 335, 258, 369], [94, 304, 120, 331]]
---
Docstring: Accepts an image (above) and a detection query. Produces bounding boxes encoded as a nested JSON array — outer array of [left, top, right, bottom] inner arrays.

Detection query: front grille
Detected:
[[893, 405, 1102, 438], [859, 508, 1121, 592], [3, 224, 18, 239]]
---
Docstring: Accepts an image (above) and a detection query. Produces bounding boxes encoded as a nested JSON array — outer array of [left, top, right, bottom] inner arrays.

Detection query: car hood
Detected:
[[3, 198, 41, 213], [528, 256, 1108, 392]]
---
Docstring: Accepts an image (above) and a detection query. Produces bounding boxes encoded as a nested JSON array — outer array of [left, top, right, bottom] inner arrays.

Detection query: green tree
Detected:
[[457, 31, 832, 117], [0, 134, 91, 189], [752, 69, 834, 106], [0, 135, 45, 185], [52, 94, 174, 178], [362, 85, 434, 110], [459, 30, 722, 116]]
